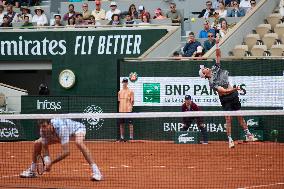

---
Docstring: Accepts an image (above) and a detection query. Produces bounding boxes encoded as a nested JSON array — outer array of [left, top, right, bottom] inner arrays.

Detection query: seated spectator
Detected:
[[183, 32, 201, 57], [153, 8, 166, 19], [28, 0, 40, 6], [0, 5, 5, 23], [0, 15, 12, 27], [212, 0, 224, 9], [92, 0, 105, 20], [108, 14, 121, 26], [5, 4, 18, 23], [198, 1, 215, 19], [75, 13, 87, 26], [203, 32, 216, 52], [138, 14, 151, 26], [52, 14, 63, 27], [166, 2, 182, 23], [32, 7, 48, 26], [227, 0, 246, 17], [18, 6, 32, 22], [219, 19, 229, 38], [124, 13, 136, 25], [66, 16, 76, 27], [193, 46, 204, 57], [138, 5, 150, 20], [225, 0, 232, 7], [69, 0, 82, 2], [21, 15, 33, 28], [239, 0, 251, 9], [63, 4, 77, 21], [88, 15, 101, 26], [106, 1, 121, 21], [82, 3, 91, 20], [215, 1, 227, 18], [199, 20, 215, 38], [172, 51, 182, 60], [247, 0, 256, 14], [127, 4, 138, 19]]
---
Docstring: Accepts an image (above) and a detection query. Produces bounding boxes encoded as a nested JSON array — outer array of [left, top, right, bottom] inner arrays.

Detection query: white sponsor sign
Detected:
[[121, 77, 284, 107], [178, 133, 195, 143]]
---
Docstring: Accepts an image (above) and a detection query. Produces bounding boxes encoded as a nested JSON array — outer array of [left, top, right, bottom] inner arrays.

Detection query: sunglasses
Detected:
[[208, 35, 213, 37], [206, 4, 212, 6], [251, 2, 256, 4], [233, 3, 238, 5], [170, 6, 175, 8]]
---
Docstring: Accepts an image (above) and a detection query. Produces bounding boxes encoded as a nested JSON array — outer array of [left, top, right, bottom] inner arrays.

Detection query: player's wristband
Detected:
[[44, 156, 51, 164]]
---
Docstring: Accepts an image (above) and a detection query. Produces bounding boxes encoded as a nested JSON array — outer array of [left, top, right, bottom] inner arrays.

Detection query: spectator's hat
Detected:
[[185, 95, 192, 100], [155, 8, 161, 14], [122, 78, 128, 83], [34, 6, 44, 14], [197, 46, 203, 53], [110, 1, 117, 6], [95, 0, 101, 5], [138, 5, 145, 11]]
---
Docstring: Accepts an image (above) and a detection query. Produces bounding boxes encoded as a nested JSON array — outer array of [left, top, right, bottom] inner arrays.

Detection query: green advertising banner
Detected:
[[120, 59, 284, 142], [0, 29, 167, 96]]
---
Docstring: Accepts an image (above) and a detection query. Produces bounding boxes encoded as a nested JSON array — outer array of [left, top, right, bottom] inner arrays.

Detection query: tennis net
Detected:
[[0, 110, 283, 189]]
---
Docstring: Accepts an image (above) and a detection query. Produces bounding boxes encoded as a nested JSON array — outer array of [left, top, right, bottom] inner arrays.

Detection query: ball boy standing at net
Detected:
[[181, 95, 208, 144], [118, 78, 134, 142], [198, 36, 256, 148], [20, 119, 103, 181]]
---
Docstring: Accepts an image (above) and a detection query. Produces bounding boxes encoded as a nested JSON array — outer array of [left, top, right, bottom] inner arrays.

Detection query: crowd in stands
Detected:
[[180, 0, 257, 57]]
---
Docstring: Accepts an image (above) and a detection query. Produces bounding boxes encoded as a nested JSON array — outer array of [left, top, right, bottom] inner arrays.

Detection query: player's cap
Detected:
[[138, 5, 144, 11], [110, 1, 117, 6], [185, 95, 191, 100], [122, 78, 128, 83]]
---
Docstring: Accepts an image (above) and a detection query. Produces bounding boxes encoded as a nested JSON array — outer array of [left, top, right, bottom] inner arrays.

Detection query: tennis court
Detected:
[[0, 141, 283, 189]]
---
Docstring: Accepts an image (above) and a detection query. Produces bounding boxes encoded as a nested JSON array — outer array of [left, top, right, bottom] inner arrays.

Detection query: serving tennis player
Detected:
[[20, 118, 103, 181], [198, 35, 256, 148]]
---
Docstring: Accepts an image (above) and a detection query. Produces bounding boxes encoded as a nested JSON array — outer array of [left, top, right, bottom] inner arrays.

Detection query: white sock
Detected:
[[228, 135, 233, 142], [244, 129, 251, 135], [92, 164, 99, 173], [31, 162, 36, 172], [120, 135, 124, 139]]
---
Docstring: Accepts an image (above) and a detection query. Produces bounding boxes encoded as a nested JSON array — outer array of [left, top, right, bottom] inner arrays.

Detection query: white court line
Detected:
[[0, 174, 18, 179], [121, 165, 130, 168], [237, 182, 284, 189]]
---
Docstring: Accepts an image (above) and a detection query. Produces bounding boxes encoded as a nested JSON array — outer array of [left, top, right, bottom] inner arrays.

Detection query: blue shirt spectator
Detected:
[[199, 20, 215, 38], [227, 0, 246, 17], [203, 32, 216, 52], [183, 32, 202, 57]]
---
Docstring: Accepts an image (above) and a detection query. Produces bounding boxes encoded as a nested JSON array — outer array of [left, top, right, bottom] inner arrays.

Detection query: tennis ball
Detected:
[[191, 17, 196, 22], [271, 130, 279, 136]]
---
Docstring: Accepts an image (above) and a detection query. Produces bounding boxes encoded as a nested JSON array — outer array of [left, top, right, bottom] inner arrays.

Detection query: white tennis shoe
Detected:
[[246, 134, 258, 142], [91, 167, 103, 181], [20, 168, 37, 178]]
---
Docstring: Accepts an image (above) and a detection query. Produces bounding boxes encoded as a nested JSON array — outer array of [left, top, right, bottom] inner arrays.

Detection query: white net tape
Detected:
[[0, 110, 283, 120]]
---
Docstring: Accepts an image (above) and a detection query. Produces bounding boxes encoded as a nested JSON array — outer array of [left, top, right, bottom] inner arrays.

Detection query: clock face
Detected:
[[59, 69, 75, 89]]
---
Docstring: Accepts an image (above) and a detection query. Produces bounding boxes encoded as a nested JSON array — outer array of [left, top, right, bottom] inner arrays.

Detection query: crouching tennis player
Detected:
[[20, 118, 103, 181]]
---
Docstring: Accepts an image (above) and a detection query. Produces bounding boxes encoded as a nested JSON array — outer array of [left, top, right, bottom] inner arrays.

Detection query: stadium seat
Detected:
[[251, 45, 267, 56], [274, 24, 284, 37], [262, 33, 279, 49], [232, 45, 248, 58], [255, 24, 271, 38], [270, 44, 284, 56], [244, 34, 260, 50], [266, 13, 282, 29]]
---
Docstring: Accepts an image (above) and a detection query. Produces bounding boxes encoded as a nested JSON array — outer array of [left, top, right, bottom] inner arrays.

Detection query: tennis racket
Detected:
[[36, 155, 45, 175]]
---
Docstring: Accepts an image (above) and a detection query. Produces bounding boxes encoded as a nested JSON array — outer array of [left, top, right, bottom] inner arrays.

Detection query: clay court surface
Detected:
[[0, 141, 284, 189]]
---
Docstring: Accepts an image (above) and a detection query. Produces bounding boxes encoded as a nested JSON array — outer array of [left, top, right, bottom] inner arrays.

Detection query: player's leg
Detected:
[[225, 116, 235, 148], [237, 116, 256, 141], [20, 138, 43, 178], [74, 132, 102, 181], [181, 118, 192, 131], [128, 119, 134, 140]]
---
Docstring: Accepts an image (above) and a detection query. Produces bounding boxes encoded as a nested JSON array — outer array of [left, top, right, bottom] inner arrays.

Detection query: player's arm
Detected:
[[46, 143, 70, 171], [215, 34, 221, 65], [216, 86, 240, 95]]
